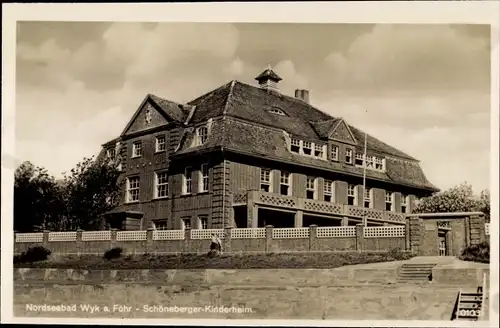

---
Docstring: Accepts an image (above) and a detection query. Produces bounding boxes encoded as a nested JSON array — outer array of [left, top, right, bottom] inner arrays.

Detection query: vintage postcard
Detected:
[[1, 2, 499, 327]]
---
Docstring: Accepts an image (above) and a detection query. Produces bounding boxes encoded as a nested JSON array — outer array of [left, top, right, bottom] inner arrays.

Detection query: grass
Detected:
[[13, 250, 414, 270]]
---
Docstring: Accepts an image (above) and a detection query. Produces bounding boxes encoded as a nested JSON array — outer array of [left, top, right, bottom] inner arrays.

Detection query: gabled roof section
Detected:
[[310, 119, 340, 138], [187, 81, 234, 123], [255, 68, 282, 83], [120, 94, 185, 137], [328, 118, 358, 145]]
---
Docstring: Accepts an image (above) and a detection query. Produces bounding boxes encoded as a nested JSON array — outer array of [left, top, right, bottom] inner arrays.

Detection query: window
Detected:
[[106, 148, 116, 158], [132, 141, 142, 158], [198, 216, 208, 229], [366, 156, 374, 169], [347, 184, 356, 206], [291, 139, 301, 153], [306, 177, 316, 200], [280, 172, 291, 196], [183, 167, 192, 194], [154, 220, 168, 230], [199, 164, 209, 192], [324, 180, 333, 202], [364, 187, 372, 208], [331, 145, 339, 161], [375, 157, 384, 170], [268, 108, 286, 116], [126, 176, 140, 203], [315, 144, 324, 158], [303, 141, 312, 155], [385, 191, 394, 211], [346, 149, 353, 164], [181, 218, 191, 230], [401, 194, 408, 213], [196, 126, 208, 146], [155, 135, 166, 152], [155, 171, 169, 198], [260, 168, 272, 192], [355, 153, 364, 166]]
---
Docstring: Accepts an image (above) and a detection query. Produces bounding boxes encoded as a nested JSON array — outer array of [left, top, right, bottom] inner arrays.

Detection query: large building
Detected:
[[100, 68, 439, 231]]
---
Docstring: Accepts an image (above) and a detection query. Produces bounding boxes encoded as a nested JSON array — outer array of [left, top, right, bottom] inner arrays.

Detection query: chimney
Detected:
[[295, 89, 310, 104]]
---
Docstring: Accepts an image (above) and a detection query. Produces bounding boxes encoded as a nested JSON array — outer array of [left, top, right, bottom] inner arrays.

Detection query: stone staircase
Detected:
[[397, 263, 437, 283]]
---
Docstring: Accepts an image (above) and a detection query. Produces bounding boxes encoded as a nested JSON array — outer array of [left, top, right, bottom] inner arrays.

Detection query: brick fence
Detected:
[[14, 213, 489, 256], [14, 224, 407, 255]]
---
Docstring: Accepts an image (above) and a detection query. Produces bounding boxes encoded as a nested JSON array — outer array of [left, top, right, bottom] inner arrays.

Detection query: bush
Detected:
[[460, 242, 490, 263], [14, 246, 51, 263], [388, 248, 410, 261], [104, 247, 123, 260]]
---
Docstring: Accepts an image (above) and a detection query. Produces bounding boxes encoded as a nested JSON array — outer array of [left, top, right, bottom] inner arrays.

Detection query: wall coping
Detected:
[[406, 212, 485, 218]]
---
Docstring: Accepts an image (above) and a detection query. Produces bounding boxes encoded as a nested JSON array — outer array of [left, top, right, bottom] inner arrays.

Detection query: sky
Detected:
[[15, 22, 491, 193]]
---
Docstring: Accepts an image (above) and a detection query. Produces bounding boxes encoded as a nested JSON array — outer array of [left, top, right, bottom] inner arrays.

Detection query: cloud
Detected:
[[323, 24, 489, 93]]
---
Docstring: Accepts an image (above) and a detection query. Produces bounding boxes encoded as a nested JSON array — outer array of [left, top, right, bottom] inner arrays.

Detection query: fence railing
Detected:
[[364, 226, 405, 238], [190, 229, 225, 240], [15, 233, 44, 243], [231, 228, 266, 239], [317, 226, 356, 238]]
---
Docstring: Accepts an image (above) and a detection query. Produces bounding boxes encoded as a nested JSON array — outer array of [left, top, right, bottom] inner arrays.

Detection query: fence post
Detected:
[[43, 230, 50, 248], [183, 228, 191, 254], [110, 229, 118, 248], [265, 225, 274, 253], [309, 225, 318, 251], [405, 219, 410, 251], [146, 228, 154, 254], [356, 224, 364, 251], [224, 226, 232, 253], [76, 229, 84, 255]]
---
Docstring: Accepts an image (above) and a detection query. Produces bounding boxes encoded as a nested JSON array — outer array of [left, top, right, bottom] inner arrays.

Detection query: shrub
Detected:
[[460, 242, 490, 263], [388, 248, 410, 261], [104, 247, 123, 260], [14, 246, 51, 263]]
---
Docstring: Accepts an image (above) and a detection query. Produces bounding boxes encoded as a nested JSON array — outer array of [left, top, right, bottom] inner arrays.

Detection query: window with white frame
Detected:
[[196, 126, 208, 146], [331, 145, 339, 161], [260, 168, 272, 192], [314, 144, 324, 158], [155, 135, 166, 152], [306, 177, 316, 200], [183, 167, 192, 194], [132, 141, 142, 157], [126, 176, 140, 203], [355, 153, 364, 166], [198, 216, 208, 229], [345, 149, 353, 164], [303, 141, 312, 155], [385, 191, 394, 211], [155, 171, 169, 198], [366, 156, 374, 169], [375, 157, 384, 170], [291, 139, 300, 153], [106, 148, 116, 158], [154, 220, 168, 230], [347, 184, 356, 205], [268, 108, 286, 116], [324, 180, 333, 202], [401, 194, 408, 213], [199, 164, 209, 192], [280, 172, 291, 196], [364, 187, 372, 208], [181, 218, 191, 230]]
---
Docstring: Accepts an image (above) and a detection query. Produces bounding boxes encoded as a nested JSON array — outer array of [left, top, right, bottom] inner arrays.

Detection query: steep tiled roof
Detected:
[[310, 119, 341, 138], [149, 94, 187, 123]]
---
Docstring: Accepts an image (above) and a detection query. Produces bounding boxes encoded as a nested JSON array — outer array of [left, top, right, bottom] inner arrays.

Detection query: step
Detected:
[[401, 263, 437, 267], [399, 270, 432, 274]]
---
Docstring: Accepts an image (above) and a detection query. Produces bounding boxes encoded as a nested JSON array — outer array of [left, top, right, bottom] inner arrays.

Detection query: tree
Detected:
[[62, 156, 123, 231], [414, 182, 490, 220], [14, 161, 63, 232]]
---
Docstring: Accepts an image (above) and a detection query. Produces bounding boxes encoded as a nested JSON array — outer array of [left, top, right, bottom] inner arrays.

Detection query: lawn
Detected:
[[14, 250, 414, 270]]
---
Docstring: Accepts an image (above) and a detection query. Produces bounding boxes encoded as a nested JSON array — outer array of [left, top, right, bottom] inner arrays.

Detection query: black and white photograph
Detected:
[[1, 2, 499, 326]]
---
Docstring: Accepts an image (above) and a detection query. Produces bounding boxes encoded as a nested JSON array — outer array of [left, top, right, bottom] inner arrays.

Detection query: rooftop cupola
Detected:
[[255, 65, 282, 92]]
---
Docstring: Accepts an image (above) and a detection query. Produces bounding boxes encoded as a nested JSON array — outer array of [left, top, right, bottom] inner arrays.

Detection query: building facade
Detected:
[[100, 68, 439, 231]]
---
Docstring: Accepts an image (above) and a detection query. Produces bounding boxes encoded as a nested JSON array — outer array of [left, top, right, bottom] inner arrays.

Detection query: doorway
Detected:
[[438, 233, 447, 256]]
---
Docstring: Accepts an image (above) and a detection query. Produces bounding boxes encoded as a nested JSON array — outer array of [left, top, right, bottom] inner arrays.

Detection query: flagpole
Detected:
[[362, 119, 368, 227]]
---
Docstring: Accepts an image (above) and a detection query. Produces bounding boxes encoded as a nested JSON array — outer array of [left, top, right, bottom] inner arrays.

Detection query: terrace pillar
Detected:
[[341, 217, 349, 226], [146, 228, 154, 254], [295, 210, 303, 228], [43, 230, 50, 248], [265, 225, 274, 253], [183, 228, 191, 254], [76, 229, 84, 255], [309, 225, 318, 251]]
